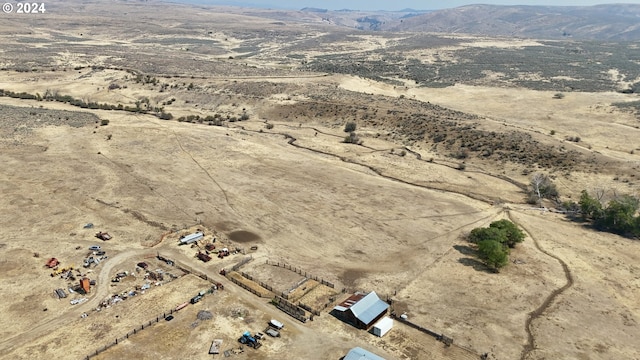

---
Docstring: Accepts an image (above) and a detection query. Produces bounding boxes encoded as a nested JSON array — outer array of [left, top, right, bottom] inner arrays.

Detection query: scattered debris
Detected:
[[197, 310, 213, 321], [209, 339, 223, 355], [70, 298, 88, 305], [197, 251, 212, 262], [45, 257, 60, 268], [95, 231, 112, 241]]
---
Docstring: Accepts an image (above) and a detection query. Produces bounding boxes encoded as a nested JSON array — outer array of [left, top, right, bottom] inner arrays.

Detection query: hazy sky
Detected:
[[188, 0, 640, 11]]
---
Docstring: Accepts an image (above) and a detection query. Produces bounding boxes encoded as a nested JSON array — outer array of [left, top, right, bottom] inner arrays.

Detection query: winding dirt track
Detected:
[[267, 126, 576, 360], [509, 212, 575, 360], [0, 249, 143, 356]]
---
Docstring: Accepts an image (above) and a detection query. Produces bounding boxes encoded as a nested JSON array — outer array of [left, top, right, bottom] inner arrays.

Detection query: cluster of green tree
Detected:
[[574, 191, 640, 237], [176, 113, 250, 125], [133, 74, 158, 85], [468, 219, 526, 271], [0, 89, 38, 100]]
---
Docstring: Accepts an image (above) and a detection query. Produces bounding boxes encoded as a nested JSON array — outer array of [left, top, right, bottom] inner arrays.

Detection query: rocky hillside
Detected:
[[381, 4, 640, 40]]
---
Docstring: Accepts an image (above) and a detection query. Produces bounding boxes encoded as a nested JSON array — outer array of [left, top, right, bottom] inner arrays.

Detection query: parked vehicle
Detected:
[[265, 328, 280, 337], [238, 331, 261, 349], [89, 245, 101, 251], [269, 319, 284, 330]]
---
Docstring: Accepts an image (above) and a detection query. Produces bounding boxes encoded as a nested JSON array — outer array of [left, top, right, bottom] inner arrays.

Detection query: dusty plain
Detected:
[[0, 1, 639, 360]]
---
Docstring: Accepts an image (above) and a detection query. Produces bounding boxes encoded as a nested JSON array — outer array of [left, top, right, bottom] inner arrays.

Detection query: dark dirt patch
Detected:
[[227, 230, 262, 243], [341, 268, 368, 288]]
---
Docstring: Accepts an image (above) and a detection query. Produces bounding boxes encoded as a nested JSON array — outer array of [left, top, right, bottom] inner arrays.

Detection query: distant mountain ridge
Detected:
[[380, 4, 640, 40], [166, 1, 640, 40]]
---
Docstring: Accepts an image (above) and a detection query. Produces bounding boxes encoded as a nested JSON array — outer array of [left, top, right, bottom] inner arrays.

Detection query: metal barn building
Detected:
[[332, 291, 390, 330], [180, 231, 204, 245]]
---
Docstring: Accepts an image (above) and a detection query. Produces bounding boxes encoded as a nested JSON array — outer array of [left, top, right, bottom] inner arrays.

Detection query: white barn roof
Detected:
[[349, 291, 389, 325]]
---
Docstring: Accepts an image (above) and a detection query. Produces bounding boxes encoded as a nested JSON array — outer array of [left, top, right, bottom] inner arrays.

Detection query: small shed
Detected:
[[344, 347, 385, 360], [371, 316, 393, 337], [80, 278, 91, 293]]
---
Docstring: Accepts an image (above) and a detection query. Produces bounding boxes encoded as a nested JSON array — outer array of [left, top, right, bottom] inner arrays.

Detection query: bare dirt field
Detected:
[[1, 1, 639, 360]]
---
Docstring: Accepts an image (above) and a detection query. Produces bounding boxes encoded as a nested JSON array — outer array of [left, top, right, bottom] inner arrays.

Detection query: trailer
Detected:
[[175, 302, 189, 311], [269, 319, 284, 330]]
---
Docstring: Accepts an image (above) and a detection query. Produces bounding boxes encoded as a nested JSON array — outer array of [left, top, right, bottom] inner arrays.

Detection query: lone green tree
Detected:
[[477, 240, 509, 272]]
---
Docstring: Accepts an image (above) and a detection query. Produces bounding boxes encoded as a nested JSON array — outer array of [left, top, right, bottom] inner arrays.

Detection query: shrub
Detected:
[[344, 121, 357, 133], [343, 131, 362, 144]]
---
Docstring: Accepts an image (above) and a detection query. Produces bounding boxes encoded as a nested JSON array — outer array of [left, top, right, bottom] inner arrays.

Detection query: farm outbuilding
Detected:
[[180, 231, 204, 245], [332, 291, 389, 330], [80, 278, 90, 293], [343, 347, 385, 360], [371, 316, 393, 337]]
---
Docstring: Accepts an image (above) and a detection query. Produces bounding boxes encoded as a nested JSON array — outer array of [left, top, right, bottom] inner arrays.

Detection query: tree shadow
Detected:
[[458, 257, 496, 274], [453, 244, 476, 256]]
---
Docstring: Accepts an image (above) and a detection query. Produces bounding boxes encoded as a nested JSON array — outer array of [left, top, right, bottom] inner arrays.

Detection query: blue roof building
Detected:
[[344, 347, 386, 360]]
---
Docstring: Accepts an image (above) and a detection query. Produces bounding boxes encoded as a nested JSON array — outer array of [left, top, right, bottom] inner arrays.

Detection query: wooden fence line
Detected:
[[228, 276, 266, 298], [265, 260, 335, 288], [85, 307, 178, 359], [231, 256, 253, 271], [240, 271, 274, 292]]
